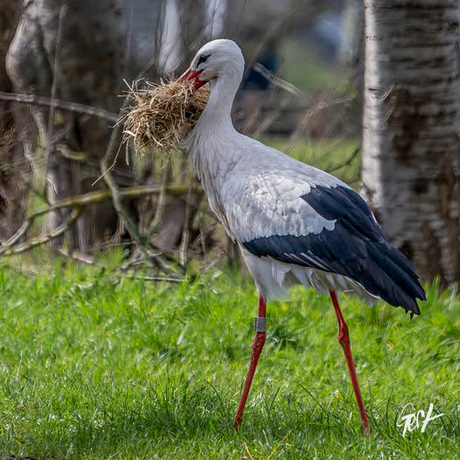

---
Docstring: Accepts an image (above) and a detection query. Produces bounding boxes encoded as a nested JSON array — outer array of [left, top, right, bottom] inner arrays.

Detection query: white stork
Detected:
[[178, 39, 425, 435]]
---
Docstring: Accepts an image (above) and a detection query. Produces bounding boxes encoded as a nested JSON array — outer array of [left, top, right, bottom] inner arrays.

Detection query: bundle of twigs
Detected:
[[121, 79, 209, 153]]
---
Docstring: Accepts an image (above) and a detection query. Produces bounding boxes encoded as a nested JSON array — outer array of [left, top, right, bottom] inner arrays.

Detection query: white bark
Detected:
[[362, 0, 460, 283], [6, 0, 127, 252]]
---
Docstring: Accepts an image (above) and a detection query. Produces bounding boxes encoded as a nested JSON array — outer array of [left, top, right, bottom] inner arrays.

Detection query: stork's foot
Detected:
[[330, 291, 370, 436]]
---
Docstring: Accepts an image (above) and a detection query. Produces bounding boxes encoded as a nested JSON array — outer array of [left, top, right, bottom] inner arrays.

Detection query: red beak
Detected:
[[178, 67, 206, 90]]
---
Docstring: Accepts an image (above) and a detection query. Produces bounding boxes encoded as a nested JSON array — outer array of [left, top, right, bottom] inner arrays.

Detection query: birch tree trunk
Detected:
[[362, 0, 460, 284]]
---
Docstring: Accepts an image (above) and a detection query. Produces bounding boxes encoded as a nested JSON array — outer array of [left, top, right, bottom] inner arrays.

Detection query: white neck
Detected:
[[185, 66, 243, 167], [184, 68, 245, 224], [196, 68, 241, 134]]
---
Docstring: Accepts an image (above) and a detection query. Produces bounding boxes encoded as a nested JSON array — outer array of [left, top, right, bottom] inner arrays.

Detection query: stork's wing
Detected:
[[222, 174, 425, 314]]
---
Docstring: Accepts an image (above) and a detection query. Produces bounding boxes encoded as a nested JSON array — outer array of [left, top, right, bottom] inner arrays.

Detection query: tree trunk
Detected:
[[6, 0, 128, 253], [362, 0, 460, 284], [0, 0, 30, 241]]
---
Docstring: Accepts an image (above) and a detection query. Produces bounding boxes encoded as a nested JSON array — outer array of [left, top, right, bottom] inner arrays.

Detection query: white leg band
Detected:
[[254, 317, 267, 333]]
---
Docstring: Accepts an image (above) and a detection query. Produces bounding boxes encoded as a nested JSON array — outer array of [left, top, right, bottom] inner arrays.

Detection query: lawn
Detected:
[[0, 262, 458, 459]]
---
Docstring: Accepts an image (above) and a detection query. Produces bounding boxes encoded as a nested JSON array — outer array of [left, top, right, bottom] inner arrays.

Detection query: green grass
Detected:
[[0, 263, 458, 459]]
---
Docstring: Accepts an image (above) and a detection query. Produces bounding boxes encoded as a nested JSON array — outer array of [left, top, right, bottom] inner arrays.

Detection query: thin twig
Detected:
[[0, 91, 118, 123], [122, 274, 184, 283], [327, 147, 361, 174], [147, 161, 171, 238], [58, 249, 95, 264], [253, 63, 307, 101], [100, 100, 164, 269], [180, 184, 193, 265], [0, 208, 82, 256]]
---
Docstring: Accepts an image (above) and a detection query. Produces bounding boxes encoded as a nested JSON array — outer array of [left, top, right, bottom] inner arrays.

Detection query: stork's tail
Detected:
[[358, 242, 425, 316]]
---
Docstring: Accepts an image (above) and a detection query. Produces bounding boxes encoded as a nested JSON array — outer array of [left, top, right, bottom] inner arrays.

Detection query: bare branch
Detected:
[[0, 208, 82, 256], [0, 184, 200, 256], [34, 184, 199, 217], [0, 91, 119, 123]]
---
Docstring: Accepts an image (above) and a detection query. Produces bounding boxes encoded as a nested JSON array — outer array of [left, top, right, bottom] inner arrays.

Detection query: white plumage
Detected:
[[182, 39, 424, 313]]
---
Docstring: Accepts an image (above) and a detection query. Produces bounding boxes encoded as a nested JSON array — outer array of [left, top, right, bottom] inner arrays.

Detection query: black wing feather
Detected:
[[243, 185, 425, 315]]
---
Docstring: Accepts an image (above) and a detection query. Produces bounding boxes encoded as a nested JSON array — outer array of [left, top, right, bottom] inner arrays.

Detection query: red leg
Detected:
[[233, 296, 267, 430], [330, 291, 370, 436]]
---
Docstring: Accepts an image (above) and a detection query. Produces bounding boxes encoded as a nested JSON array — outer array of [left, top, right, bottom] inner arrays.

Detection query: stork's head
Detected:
[[178, 39, 245, 90]]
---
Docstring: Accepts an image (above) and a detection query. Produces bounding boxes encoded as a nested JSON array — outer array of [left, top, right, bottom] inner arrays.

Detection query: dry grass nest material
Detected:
[[122, 80, 209, 153]]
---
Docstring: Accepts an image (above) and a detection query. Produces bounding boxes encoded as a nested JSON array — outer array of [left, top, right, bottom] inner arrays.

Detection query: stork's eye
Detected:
[[197, 53, 211, 66]]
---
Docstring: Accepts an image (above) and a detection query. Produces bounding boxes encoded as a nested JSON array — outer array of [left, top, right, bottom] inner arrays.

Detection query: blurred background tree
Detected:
[[6, 0, 128, 253], [0, 0, 29, 240]]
